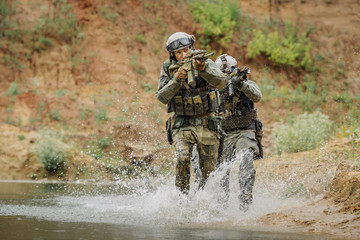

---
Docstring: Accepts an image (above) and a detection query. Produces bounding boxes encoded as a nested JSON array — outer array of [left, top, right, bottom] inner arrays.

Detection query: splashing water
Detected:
[[0, 151, 294, 229]]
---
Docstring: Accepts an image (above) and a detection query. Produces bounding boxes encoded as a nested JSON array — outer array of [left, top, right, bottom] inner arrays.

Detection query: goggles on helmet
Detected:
[[166, 38, 193, 52]]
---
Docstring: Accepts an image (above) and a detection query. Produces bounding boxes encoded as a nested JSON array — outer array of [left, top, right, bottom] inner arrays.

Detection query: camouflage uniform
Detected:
[[156, 58, 227, 194], [218, 77, 263, 211]]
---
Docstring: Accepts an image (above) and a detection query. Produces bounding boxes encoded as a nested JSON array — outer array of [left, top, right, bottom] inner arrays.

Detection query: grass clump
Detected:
[[135, 33, 146, 44], [98, 137, 111, 149], [99, 6, 119, 22], [35, 0, 82, 45], [283, 182, 307, 198], [0, 0, 22, 41], [275, 111, 332, 154], [5, 81, 21, 96], [94, 108, 109, 123], [130, 55, 146, 75], [35, 129, 71, 172]]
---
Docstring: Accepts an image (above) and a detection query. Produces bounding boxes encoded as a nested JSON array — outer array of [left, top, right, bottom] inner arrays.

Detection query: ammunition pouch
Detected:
[[171, 116, 222, 135], [222, 109, 257, 131], [188, 118, 208, 126], [168, 90, 219, 117], [207, 116, 222, 133]]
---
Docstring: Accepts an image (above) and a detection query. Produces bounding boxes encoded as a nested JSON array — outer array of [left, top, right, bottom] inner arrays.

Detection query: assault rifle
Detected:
[[168, 49, 215, 87], [228, 66, 251, 97]]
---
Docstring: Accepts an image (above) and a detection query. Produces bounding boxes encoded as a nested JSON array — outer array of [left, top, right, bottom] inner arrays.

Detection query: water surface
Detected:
[[0, 180, 341, 240]]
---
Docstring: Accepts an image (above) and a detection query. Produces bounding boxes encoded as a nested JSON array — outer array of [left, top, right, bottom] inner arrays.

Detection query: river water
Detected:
[[0, 175, 342, 240]]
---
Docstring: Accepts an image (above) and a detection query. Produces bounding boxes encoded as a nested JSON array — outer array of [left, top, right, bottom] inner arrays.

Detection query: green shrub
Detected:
[[85, 145, 104, 160], [99, 6, 119, 22], [346, 129, 359, 153], [34, 36, 53, 51], [0, 0, 10, 17], [35, 129, 71, 172], [51, 110, 60, 121], [141, 82, 155, 93], [247, 23, 313, 69], [332, 92, 352, 104], [275, 111, 333, 153], [283, 182, 307, 198], [56, 89, 68, 98], [189, 0, 239, 48], [18, 135, 26, 141], [5, 81, 20, 96], [0, 0, 22, 41], [287, 75, 329, 112], [346, 104, 360, 128], [94, 108, 109, 122], [258, 69, 279, 101], [130, 55, 146, 75], [98, 137, 111, 149], [79, 108, 93, 120], [135, 33, 146, 44], [1, 0, 82, 56]]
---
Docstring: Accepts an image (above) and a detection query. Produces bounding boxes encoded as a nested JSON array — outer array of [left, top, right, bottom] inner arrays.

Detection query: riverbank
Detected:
[[254, 137, 360, 239], [1, 123, 359, 239]]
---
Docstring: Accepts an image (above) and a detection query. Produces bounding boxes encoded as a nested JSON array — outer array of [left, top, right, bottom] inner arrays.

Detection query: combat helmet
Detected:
[[166, 32, 195, 60], [215, 54, 238, 74]]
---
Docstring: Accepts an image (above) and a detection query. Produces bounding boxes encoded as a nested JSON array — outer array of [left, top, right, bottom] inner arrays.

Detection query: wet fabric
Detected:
[[217, 74, 263, 210], [218, 129, 259, 211], [156, 55, 227, 194], [172, 126, 220, 194], [237, 80, 262, 103]]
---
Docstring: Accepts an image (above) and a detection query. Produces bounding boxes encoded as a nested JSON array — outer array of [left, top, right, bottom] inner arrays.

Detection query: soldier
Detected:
[[215, 54, 263, 211], [155, 32, 227, 194]]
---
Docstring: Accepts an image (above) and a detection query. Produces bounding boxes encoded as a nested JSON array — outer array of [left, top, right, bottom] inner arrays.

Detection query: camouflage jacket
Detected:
[[219, 78, 262, 130]]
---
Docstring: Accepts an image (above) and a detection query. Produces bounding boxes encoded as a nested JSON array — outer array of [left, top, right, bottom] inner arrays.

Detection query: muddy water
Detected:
[[0, 180, 342, 240]]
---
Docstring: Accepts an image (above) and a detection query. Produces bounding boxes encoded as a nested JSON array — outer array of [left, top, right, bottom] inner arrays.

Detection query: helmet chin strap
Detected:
[[169, 52, 176, 61]]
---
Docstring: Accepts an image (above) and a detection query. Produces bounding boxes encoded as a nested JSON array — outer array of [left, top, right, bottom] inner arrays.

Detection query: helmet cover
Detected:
[[215, 54, 238, 73], [166, 32, 195, 52]]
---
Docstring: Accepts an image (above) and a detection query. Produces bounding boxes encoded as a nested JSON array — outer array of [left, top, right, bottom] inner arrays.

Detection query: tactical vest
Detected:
[[166, 67, 220, 117], [219, 83, 257, 131]]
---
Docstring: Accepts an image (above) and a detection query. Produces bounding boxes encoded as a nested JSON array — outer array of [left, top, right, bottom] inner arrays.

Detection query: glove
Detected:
[[234, 74, 246, 82], [192, 59, 206, 71], [175, 66, 188, 82]]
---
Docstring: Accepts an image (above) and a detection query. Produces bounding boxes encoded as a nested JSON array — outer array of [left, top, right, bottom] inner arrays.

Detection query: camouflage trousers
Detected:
[[172, 125, 220, 194], [218, 128, 259, 211]]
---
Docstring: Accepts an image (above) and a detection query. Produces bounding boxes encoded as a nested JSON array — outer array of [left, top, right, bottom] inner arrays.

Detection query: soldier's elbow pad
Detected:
[[155, 93, 169, 104], [216, 80, 227, 90], [254, 93, 262, 103], [210, 79, 226, 90]]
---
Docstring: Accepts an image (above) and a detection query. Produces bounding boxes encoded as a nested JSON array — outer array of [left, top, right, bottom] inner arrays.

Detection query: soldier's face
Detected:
[[174, 47, 190, 61]]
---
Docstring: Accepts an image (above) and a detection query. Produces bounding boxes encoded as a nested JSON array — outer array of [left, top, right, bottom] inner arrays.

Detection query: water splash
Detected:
[[0, 151, 296, 227]]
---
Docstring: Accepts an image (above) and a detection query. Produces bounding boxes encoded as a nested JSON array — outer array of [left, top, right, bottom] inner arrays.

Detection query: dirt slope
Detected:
[[255, 137, 360, 238]]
